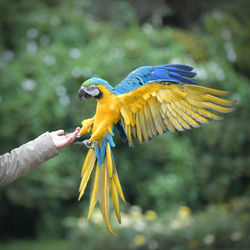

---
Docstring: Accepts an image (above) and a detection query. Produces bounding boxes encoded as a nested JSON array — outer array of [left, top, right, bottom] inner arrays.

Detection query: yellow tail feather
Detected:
[[79, 142, 125, 236], [99, 158, 117, 236], [78, 150, 96, 200], [87, 161, 100, 221], [80, 149, 94, 177], [113, 170, 126, 203], [110, 180, 121, 223]]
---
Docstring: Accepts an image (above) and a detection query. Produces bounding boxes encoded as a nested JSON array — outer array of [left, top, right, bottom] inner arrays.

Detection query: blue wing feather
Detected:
[[114, 64, 197, 95], [165, 64, 194, 71], [164, 67, 196, 78], [168, 72, 196, 85]]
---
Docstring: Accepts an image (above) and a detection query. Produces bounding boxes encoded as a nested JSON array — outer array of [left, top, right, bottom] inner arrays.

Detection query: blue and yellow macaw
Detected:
[[77, 64, 234, 235]]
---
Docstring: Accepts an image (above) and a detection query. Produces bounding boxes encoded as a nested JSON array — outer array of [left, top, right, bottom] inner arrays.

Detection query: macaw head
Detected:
[[78, 77, 113, 100]]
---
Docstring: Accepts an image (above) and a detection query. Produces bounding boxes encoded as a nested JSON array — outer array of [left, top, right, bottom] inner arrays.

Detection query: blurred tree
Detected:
[[0, 0, 249, 243]]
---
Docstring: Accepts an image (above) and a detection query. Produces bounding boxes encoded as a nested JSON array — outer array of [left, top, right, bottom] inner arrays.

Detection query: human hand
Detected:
[[50, 127, 81, 149]]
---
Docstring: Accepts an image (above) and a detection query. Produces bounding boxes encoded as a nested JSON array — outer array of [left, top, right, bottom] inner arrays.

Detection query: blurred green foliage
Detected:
[[0, 0, 250, 249], [0, 199, 249, 250], [62, 198, 250, 250]]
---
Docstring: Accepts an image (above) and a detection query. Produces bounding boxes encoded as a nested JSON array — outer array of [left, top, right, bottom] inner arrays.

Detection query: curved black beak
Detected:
[[78, 86, 88, 101], [78, 85, 101, 101]]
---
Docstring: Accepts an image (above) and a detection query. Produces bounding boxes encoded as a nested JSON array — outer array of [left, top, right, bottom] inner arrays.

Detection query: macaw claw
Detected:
[[75, 139, 94, 149]]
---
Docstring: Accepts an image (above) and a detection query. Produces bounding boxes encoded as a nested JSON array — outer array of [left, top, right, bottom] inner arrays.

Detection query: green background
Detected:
[[0, 0, 250, 249]]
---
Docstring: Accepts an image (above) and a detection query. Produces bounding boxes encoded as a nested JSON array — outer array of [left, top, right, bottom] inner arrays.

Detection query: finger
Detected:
[[65, 135, 75, 144], [65, 127, 79, 136], [70, 133, 78, 141], [67, 127, 81, 138], [74, 127, 81, 135], [71, 129, 80, 141]]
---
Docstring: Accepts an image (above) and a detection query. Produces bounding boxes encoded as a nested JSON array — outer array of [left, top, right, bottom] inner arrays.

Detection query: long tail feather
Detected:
[[99, 158, 117, 236], [87, 161, 100, 221], [78, 150, 96, 200], [110, 179, 121, 223], [79, 139, 125, 236], [113, 169, 126, 203]]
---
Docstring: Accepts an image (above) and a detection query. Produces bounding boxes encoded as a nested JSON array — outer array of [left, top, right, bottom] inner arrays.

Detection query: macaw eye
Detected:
[[88, 85, 97, 90]]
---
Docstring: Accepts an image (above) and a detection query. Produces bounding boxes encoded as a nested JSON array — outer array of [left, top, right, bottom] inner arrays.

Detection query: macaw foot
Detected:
[[75, 139, 94, 149]]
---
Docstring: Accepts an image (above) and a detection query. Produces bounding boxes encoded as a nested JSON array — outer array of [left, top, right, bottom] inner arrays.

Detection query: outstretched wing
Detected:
[[114, 64, 197, 94], [117, 82, 234, 146]]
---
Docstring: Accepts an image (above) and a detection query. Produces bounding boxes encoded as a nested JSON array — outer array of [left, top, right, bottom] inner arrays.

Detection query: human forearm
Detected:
[[0, 132, 58, 187]]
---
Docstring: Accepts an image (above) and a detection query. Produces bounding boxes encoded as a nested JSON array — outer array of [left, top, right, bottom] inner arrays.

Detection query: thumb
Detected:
[[55, 129, 65, 136]]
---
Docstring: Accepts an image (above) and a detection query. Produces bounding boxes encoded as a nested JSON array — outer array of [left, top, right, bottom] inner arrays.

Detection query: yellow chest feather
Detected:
[[92, 85, 121, 134]]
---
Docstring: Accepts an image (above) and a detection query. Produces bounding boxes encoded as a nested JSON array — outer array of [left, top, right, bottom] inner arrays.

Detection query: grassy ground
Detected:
[[0, 239, 74, 250]]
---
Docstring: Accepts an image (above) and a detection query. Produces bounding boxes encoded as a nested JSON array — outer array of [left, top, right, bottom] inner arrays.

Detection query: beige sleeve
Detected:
[[0, 132, 59, 187]]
